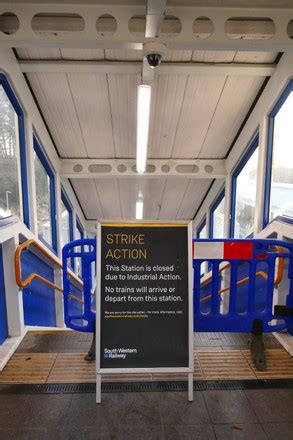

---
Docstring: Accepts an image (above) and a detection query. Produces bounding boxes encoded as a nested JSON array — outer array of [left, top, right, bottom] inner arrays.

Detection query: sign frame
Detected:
[[96, 220, 194, 403]]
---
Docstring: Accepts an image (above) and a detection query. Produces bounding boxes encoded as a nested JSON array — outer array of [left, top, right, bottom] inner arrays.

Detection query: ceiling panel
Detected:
[[159, 178, 190, 219], [107, 73, 140, 158], [67, 73, 115, 157], [148, 74, 188, 158], [27, 72, 87, 157], [119, 178, 166, 219], [17, 48, 62, 59], [199, 76, 265, 158], [176, 179, 212, 219], [191, 51, 235, 63], [71, 177, 211, 221], [71, 178, 103, 219], [171, 75, 227, 158], [94, 178, 122, 218], [60, 48, 105, 60]]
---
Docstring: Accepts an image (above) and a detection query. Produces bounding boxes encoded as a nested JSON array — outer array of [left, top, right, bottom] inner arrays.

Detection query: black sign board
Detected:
[[98, 223, 190, 369]]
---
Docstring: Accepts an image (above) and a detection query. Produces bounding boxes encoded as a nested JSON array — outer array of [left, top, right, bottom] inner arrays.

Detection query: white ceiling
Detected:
[[16, 47, 277, 220]]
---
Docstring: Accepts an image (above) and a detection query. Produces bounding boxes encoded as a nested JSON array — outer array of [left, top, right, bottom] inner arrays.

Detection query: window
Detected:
[[197, 218, 207, 239], [264, 81, 293, 225], [60, 191, 73, 250], [76, 218, 84, 277], [210, 191, 225, 238], [0, 75, 29, 225], [34, 137, 56, 251], [230, 135, 259, 238]]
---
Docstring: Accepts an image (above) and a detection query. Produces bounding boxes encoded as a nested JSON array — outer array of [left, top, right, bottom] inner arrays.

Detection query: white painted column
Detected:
[[2, 235, 25, 337], [54, 266, 65, 328], [224, 172, 232, 239], [254, 117, 268, 235], [25, 115, 38, 235], [54, 174, 64, 326]]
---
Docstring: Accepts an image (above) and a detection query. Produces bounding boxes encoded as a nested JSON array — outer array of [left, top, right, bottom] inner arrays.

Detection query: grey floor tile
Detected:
[[115, 392, 161, 427], [203, 390, 257, 424], [164, 424, 216, 439], [65, 392, 118, 429], [159, 392, 211, 425], [21, 394, 72, 428], [261, 422, 293, 440], [85, 424, 163, 440], [213, 423, 267, 440], [0, 428, 49, 440], [245, 389, 293, 422], [0, 395, 30, 427]]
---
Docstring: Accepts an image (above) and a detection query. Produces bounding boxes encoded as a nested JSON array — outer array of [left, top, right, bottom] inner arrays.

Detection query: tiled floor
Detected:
[[0, 389, 292, 439], [0, 331, 292, 439]]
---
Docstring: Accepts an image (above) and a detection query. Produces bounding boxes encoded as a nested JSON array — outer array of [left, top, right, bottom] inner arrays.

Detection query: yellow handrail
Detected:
[[14, 239, 84, 305]]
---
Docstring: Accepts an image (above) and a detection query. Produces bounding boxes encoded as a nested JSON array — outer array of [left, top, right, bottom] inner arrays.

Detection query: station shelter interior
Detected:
[[0, 1, 293, 439]]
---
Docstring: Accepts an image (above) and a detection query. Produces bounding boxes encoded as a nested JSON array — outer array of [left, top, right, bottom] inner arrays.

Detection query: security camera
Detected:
[[143, 42, 168, 69], [146, 53, 162, 69]]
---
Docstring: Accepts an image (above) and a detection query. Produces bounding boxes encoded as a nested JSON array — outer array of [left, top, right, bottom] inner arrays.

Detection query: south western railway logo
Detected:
[[103, 348, 138, 359]]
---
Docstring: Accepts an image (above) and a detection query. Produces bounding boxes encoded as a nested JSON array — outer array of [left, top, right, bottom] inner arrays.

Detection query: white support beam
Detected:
[[18, 60, 276, 77], [145, 0, 166, 38], [60, 158, 226, 179], [0, 5, 292, 51]]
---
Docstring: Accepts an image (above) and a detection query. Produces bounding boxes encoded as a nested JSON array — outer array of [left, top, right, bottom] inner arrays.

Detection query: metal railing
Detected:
[[200, 245, 284, 303], [14, 239, 84, 305]]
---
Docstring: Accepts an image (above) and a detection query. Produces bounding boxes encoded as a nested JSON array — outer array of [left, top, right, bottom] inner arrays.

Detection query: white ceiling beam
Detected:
[[60, 158, 226, 179], [145, 0, 166, 38], [0, 5, 292, 52], [18, 60, 275, 77]]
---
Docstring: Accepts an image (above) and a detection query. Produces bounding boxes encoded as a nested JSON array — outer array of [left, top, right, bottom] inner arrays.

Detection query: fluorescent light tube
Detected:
[[136, 191, 143, 219], [136, 84, 151, 174]]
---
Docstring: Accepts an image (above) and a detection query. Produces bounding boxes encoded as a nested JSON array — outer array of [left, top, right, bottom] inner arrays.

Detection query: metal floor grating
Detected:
[[0, 379, 293, 395]]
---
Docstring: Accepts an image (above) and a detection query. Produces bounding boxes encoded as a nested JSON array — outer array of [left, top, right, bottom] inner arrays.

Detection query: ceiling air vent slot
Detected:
[[225, 17, 275, 40], [193, 17, 214, 39], [0, 13, 19, 35], [88, 164, 112, 174], [31, 13, 85, 34], [96, 14, 117, 36], [176, 165, 199, 174]]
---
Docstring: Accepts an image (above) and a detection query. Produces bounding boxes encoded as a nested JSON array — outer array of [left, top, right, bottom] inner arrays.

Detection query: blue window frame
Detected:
[[264, 80, 293, 226], [34, 136, 57, 252], [0, 74, 29, 226], [230, 134, 259, 238], [197, 217, 207, 239], [209, 189, 225, 239]]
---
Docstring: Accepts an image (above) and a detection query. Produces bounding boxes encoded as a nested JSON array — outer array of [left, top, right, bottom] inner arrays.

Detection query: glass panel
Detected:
[[234, 148, 259, 238], [0, 85, 21, 219], [212, 196, 225, 238], [199, 223, 207, 239], [270, 91, 293, 221], [35, 152, 52, 246], [60, 200, 70, 249]]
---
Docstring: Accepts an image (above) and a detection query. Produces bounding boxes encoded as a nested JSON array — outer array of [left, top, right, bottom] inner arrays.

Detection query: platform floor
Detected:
[[0, 332, 292, 439], [0, 383, 293, 439], [0, 331, 292, 384]]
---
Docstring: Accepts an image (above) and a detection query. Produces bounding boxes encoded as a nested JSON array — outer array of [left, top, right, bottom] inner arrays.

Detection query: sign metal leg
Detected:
[[188, 372, 193, 402], [96, 373, 101, 404]]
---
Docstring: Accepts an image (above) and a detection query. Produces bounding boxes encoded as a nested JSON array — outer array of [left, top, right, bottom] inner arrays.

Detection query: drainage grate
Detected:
[[1, 379, 293, 395]]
